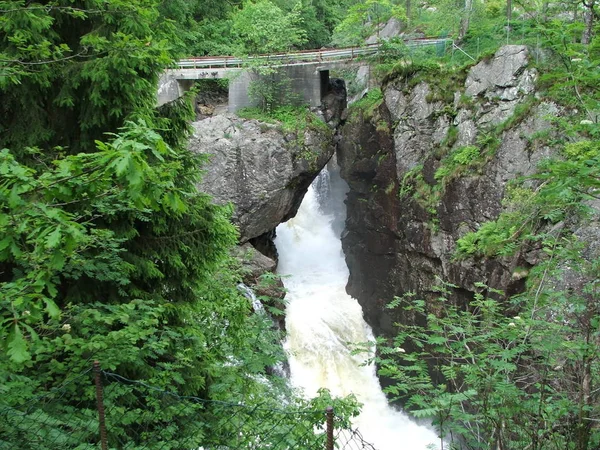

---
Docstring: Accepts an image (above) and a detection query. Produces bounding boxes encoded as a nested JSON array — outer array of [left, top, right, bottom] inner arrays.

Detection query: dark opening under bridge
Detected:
[[157, 38, 453, 112]]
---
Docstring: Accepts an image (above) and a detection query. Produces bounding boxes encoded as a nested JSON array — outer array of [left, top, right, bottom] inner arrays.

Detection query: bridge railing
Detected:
[[175, 38, 452, 70]]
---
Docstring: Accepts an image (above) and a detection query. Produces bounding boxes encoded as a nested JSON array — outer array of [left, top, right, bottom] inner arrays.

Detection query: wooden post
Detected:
[[326, 406, 334, 450], [93, 361, 108, 450]]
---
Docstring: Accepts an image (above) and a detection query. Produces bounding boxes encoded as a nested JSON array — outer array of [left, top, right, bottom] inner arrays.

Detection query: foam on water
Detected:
[[276, 169, 441, 450]]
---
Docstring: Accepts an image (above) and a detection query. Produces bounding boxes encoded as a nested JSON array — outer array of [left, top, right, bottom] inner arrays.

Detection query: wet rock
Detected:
[[321, 78, 348, 128], [232, 242, 286, 302]]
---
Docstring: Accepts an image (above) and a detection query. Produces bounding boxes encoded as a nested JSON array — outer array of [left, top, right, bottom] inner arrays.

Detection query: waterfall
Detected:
[[237, 282, 265, 313], [275, 166, 440, 450]]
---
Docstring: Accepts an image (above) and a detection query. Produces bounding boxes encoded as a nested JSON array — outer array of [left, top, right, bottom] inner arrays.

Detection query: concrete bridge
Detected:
[[157, 39, 451, 112]]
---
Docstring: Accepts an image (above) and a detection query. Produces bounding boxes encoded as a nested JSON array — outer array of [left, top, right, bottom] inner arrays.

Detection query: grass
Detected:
[[347, 88, 383, 119], [435, 145, 483, 186], [236, 105, 329, 134]]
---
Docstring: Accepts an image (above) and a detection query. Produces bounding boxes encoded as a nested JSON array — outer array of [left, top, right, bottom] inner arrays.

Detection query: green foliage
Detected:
[[237, 105, 329, 133], [0, 1, 362, 446], [380, 275, 600, 449], [456, 141, 600, 258], [0, 116, 354, 445], [156, 0, 242, 55], [273, 0, 345, 49], [332, 0, 404, 46], [398, 164, 438, 209], [0, 0, 178, 154], [455, 213, 523, 257], [245, 65, 304, 113], [563, 139, 600, 161], [398, 164, 423, 198], [348, 88, 384, 119], [537, 27, 600, 118], [231, 0, 307, 54], [0, 118, 233, 362], [434, 145, 481, 185], [384, 60, 469, 105]]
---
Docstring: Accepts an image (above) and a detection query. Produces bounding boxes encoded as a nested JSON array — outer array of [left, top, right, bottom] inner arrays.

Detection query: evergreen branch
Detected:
[[145, 228, 215, 242], [33, 166, 99, 192], [0, 6, 128, 14], [0, 49, 100, 66], [47, 188, 117, 208]]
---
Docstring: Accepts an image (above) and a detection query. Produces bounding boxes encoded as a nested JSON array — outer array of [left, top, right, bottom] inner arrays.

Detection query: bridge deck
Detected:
[[175, 39, 451, 72], [158, 38, 453, 110]]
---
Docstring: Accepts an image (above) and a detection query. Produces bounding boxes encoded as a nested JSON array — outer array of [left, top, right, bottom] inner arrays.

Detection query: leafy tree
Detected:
[[380, 273, 600, 449], [271, 0, 350, 48], [157, 0, 243, 55], [0, 0, 362, 446], [284, 0, 333, 48], [332, 0, 406, 46], [0, 0, 177, 155], [231, 0, 307, 54]]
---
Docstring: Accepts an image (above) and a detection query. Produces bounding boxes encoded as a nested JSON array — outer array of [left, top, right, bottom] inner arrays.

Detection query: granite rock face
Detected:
[[190, 113, 336, 328], [232, 242, 286, 311], [365, 17, 405, 45], [189, 114, 335, 243], [338, 46, 560, 336]]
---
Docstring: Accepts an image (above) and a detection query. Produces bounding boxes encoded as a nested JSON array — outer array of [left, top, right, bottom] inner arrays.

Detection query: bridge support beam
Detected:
[[157, 73, 196, 107]]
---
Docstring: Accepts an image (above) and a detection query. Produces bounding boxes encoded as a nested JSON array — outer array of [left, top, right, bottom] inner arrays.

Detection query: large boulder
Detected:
[[365, 18, 405, 44], [189, 114, 335, 243], [465, 45, 535, 99]]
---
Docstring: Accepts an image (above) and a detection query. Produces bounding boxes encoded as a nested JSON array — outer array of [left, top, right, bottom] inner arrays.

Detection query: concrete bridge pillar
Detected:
[[157, 73, 196, 107], [227, 65, 328, 113], [158, 62, 349, 112]]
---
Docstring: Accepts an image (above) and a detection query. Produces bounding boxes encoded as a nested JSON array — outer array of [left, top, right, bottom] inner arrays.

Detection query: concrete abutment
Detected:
[[157, 61, 356, 113]]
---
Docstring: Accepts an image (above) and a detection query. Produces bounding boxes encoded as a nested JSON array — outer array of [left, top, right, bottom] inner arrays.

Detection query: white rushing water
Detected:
[[275, 167, 440, 450]]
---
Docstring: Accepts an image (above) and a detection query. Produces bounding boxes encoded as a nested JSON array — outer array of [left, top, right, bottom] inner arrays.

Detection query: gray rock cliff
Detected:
[[189, 114, 335, 244], [338, 45, 561, 336], [189, 112, 336, 324]]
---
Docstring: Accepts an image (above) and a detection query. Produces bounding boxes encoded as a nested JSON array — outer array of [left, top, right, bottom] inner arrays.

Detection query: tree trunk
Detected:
[[582, 0, 596, 45], [575, 343, 592, 449], [457, 0, 473, 42], [575, 297, 596, 450]]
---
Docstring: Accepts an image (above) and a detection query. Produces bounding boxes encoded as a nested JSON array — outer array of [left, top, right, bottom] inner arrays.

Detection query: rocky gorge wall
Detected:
[[187, 47, 568, 341], [337, 45, 562, 337], [188, 112, 337, 300]]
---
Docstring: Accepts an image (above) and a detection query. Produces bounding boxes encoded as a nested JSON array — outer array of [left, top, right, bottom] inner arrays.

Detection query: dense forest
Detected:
[[1, 0, 599, 448]]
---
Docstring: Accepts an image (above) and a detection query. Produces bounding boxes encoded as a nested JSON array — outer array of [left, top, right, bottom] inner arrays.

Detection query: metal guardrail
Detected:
[[176, 39, 452, 70]]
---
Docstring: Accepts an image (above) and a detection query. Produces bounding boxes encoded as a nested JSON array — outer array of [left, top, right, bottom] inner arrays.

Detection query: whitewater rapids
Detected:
[[275, 169, 440, 450]]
